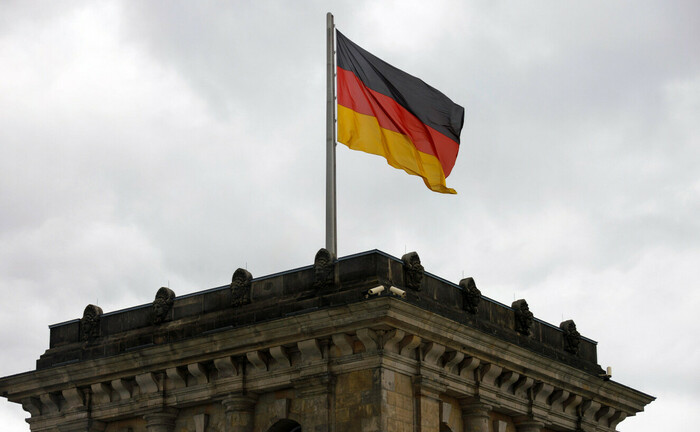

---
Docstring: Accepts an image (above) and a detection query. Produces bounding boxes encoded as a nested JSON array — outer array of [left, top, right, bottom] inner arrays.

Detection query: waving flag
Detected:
[[336, 30, 465, 194]]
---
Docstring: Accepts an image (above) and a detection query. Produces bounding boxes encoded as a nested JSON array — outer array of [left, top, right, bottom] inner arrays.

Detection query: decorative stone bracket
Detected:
[[14, 326, 632, 432]]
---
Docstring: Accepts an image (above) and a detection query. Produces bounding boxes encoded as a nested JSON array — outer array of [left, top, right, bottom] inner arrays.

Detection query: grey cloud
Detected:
[[1, 2, 698, 431]]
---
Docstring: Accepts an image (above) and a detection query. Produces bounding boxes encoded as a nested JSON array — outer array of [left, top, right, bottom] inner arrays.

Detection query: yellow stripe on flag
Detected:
[[337, 105, 456, 194]]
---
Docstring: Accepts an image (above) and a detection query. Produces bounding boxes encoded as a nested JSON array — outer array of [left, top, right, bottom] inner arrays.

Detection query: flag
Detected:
[[336, 30, 465, 194]]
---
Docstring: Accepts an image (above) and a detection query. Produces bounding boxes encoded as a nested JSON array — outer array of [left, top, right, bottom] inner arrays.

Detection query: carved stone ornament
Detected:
[[512, 299, 534, 336], [560, 319, 581, 355], [231, 268, 253, 307], [402, 251, 424, 291], [313, 248, 335, 291], [80, 304, 103, 343], [152, 287, 175, 324], [459, 277, 481, 314]]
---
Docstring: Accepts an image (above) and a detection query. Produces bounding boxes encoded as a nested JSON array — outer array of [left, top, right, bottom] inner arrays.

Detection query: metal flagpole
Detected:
[[325, 12, 337, 258]]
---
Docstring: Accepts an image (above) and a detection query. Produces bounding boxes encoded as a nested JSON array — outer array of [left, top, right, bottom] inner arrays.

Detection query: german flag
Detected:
[[336, 31, 464, 194]]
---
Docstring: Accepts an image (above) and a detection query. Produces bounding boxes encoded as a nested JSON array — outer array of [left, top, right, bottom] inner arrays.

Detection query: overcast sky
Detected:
[[1, 1, 698, 430]]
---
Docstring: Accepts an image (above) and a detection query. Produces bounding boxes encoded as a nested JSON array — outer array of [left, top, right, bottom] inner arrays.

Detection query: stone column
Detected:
[[459, 400, 491, 432], [143, 408, 178, 432], [513, 417, 544, 432], [222, 393, 258, 432]]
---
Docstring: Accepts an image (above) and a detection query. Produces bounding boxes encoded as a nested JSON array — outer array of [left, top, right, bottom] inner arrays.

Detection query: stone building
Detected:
[[0, 249, 653, 432]]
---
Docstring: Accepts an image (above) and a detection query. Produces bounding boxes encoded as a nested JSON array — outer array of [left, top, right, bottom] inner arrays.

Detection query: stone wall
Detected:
[[381, 369, 414, 432], [335, 369, 380, 432]]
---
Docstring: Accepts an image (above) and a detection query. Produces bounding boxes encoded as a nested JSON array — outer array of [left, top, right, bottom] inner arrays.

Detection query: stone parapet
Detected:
[[1, 297, 653, 431], [37, 251, 599, 374], [0, 249, 653, 432]]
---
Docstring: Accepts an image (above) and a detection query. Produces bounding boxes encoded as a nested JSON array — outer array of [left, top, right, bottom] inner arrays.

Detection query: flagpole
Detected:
[[325, 12, 337, 258]]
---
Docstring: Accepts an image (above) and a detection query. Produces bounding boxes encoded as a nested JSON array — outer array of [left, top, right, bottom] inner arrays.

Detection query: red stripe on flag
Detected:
[[337, 67, 459, 177]]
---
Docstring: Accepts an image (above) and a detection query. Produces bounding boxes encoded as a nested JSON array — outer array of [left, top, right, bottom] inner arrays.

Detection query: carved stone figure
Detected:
[[402, 252, 424, 291], [313, 248, 335, 291], [152, 287, 175, 324], [80, 304, 103, 343], [560, 319, 581, 355], [512, 299, 534, 336], [231, 268, 253, 307], [459, 277, 481, 314]]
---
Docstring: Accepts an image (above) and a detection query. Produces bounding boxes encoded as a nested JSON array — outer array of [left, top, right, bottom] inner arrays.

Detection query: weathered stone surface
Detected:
[[269, 346, 291, 368], [21, 397, 41, 416], [498, 371, 520, 393], [494, 419, 508, 432], [460, 356, 481, 380], [443, 351, 464, 375], [136, 372, 159, 394], [153, 287, 175, 325], [421, 342, 445, 366], [222, 394, 257, 432], [214, 356, 239, 378], [246, 350, 268, 371], [513, 417, 545, 432], [563, 394, 583, 416], [40, 393, 59, 413], [62, 387, 84, 410], [549, 389, 569, 412], [560, 319, 581, 355], [0, 250, 654, 432], [143, 408, 178, 432], [399, 334, 421, 357], [331, 333, 354, 357], [187, 362, 209, 385], [231, 268, 253, 307], [335, 369, 378, 432], [461, 400, 492, 432], [460, 277, 481, 314], [297, 338, 323, 363], [91, 383, 112, 404], [513, 376, 534, 399], [193, 413, 208, 432], [383, 329, 405, 353], [512, 299, 534, 336], [33, 251, 604, 373], [356, 328, 378, 352], [166, 367, 187, 388], [313, 248, 335, 292], [402, 251, 424, 291], [111, 378, 133, 401], [80, 304, 103, 343]]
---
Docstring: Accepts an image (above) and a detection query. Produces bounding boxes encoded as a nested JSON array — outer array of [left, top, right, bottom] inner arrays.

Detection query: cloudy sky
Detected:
[[1, 1, 698, 430]]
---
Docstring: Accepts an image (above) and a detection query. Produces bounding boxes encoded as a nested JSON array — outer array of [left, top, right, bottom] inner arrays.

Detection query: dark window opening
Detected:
[[267, 419, 302, 432]]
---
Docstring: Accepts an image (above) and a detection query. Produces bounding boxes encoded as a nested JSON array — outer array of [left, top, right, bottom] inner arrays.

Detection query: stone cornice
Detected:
[[1, 296, 653, 432]]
